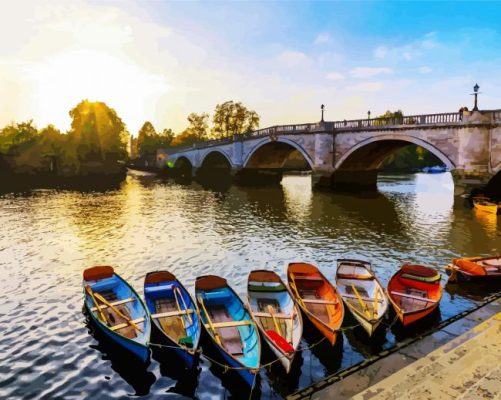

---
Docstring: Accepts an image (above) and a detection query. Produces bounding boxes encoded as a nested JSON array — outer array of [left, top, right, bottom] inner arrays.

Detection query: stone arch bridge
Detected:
[[157, 110, 501, 195]]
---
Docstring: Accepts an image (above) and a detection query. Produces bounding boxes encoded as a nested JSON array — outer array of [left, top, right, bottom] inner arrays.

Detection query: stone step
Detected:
[[352, 312, 501, 400], [457, 365, 501, 400]]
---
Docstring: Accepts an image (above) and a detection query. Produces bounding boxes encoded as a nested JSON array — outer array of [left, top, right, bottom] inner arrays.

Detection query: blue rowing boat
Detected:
[[195, 275, 261, 387], [144, 271, 201, 369], [83, 266, 151, 362]]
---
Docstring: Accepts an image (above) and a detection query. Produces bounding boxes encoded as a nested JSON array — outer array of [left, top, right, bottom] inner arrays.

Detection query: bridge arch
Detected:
[[243, 137, 314, 169], [200, 150, 233, 169], [335, 134, 455, 171], [173, 156, 193, 180]]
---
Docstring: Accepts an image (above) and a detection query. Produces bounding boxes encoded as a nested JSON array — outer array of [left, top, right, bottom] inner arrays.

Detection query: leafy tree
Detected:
[[68, 100, 127, 162], [374, 110, 404, 126], [157, 128, 174, 147], [137, 121, 157, 156], [0, 120, 38, 153], [212, 101, 260, 138], [170, 129, 198, 148], [187, 113, 209, 141]]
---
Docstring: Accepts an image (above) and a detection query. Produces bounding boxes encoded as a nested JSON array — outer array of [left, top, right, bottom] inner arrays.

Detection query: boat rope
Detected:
[[147, 324, 360, 373]]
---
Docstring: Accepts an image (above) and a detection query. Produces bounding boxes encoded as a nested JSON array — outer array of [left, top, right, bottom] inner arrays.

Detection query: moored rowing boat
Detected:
[[143, 271, 201, 368], [387, 264, 442, 326], [83, 266, 151, 362], [446, 255, 501, 282], [195, 275, 261, 387], [247, 270, 303, 373], [287, 262, 344, 346], [335, 259, 388, 336]]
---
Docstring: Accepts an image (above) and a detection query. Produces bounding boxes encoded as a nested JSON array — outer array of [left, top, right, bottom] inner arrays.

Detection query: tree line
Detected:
[[134, 100, 260, 158], [0, 100, 128, 176]]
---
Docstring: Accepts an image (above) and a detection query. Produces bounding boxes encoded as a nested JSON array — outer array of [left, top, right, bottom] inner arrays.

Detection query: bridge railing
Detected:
[[333, 112, 462, 129]]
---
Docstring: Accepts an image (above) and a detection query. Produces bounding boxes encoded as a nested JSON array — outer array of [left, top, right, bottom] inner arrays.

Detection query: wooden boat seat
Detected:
[[342, 293, 384, 303], [91, 297, 135, 312], [253, 311, 292, 319], [302, 298, 337, 305], [391, 290, 437, 303], [110, 317, 145, 331], [337, 273, 373, 280], [205, 320, 252, 329], [151, 309, 194, 319], [294, 275, 324, 281]]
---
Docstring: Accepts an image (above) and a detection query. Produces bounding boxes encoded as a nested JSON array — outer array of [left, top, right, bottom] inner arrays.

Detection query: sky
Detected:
[[1, 1, 501, 135]]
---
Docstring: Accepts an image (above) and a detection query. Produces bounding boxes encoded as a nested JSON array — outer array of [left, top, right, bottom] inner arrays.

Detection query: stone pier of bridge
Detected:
[[157, 109, 501, 196]]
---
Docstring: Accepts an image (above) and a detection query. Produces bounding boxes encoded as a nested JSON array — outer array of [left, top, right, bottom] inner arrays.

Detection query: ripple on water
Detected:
[[0, 172, 499, 399]]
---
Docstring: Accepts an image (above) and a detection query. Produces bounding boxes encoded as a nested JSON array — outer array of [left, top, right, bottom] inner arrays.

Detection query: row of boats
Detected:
[[82, 256, 500, 387]]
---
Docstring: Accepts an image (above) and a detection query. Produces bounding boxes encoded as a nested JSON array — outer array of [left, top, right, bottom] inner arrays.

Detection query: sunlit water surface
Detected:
[[0, 171, 500, 399]]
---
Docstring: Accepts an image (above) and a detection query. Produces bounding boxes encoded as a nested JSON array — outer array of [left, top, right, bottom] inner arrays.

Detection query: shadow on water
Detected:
[[342, 309, 390, 357], [301, 317, 344, 375], [200, 334, 262, 399], [151, 345, 200, 398], [84, 312, 156, 396], [261, 341, 303, 397], [389, 306, 442, 342], [446, 280, 501, 301]]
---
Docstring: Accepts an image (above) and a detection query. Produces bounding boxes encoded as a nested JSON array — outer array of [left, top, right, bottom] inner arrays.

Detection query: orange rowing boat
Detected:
[[387, 264, 442, 326], [287, 262, 344, 345], [446, 255, 501, 282]]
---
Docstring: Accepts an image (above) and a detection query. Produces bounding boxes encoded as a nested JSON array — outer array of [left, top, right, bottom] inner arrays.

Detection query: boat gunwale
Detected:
[[386, 267, 442, 319], [83, 270, 151, 355], [143, 270, 201, 356], [195, 275, 262, 375], [335, 260, 389, 332], [246, 269, 303, 372], [286, 263, 344, 336]]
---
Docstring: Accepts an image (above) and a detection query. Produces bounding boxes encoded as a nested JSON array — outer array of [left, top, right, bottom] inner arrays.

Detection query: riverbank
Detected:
[[288, 291, 501, 399], [0, 169, 127, 193]]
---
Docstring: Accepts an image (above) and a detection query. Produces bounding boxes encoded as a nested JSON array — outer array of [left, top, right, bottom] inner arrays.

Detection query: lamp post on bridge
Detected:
[[367, 110, 371, 125], [321, 104, 325, 122], [471, 83, 480, 111]]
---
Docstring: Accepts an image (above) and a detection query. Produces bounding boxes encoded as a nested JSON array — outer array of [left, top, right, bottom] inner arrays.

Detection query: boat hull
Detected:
[[335, 259, 389, 337], [446, 256, 501, 282], [287, 263, 344, 346], [387, 264, 442, 327], [85, 302, 150, 362], [83, 267, 151, 363], [195, 275, 261, 388], [143, 271, 201, 369]]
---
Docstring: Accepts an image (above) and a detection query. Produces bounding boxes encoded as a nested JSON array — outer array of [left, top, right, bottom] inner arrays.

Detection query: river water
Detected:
[[0, 171, 499, 399]]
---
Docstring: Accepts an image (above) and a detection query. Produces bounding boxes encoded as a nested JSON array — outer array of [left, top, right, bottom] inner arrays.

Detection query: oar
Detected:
[[289, 275, 306, 309], [197, 294, 222, 346], [267, 305, 282, 336], [175, 286, 193, 325], [85, 285, 108, 324], [352, 284, 371, 319], [94, 292, 143, 333], [173, 287, 186, 330], [373, 287, 379, 319]]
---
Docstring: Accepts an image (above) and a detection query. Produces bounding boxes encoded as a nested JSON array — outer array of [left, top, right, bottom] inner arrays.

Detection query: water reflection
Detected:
[[1, 170, 500, 399], [85, 315, 156, 396]]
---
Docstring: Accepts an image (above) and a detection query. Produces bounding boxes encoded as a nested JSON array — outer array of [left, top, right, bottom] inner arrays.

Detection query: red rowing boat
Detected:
[[445, 256, 501, 282], [287, 263, 344, 345], [387, 264, 442, 326]]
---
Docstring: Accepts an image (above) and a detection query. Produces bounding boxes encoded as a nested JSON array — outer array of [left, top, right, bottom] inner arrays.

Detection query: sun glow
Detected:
[[24, 49, 169, 132]]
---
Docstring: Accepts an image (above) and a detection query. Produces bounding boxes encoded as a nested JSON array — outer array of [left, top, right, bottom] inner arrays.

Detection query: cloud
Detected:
[[314, 33, 330, 45], [373, 32, 438, 62], [374, 46, 388, 59], [325, 71, 344, 80], [350, 67, 393, 79], [348, 82, 384, 92], [277, 50, 310, 67], [419, 66, 432, 74]]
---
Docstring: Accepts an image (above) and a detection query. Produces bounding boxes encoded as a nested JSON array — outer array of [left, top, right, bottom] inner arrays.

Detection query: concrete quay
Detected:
[[287, 293, 501, 400]]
